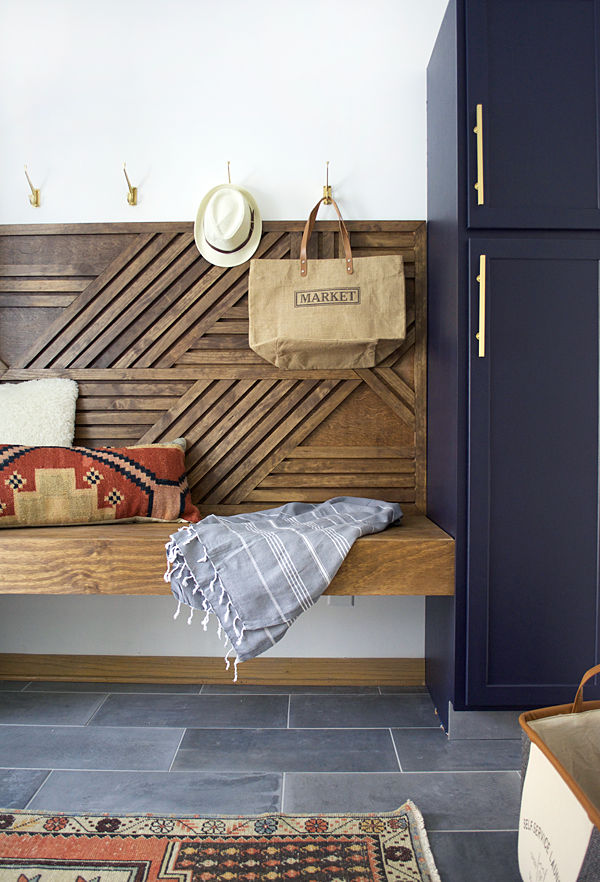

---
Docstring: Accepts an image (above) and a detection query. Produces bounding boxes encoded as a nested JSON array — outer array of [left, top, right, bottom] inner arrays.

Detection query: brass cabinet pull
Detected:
[[473, 104, 484, 205], [475, 254, 486, 357]]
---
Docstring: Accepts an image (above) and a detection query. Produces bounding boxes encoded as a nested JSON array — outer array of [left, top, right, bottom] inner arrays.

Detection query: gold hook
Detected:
[[227, 161, 231, 184], [323, 161, 332, 204], [24, 166, 41, 207], [123, 163, 137, 206]]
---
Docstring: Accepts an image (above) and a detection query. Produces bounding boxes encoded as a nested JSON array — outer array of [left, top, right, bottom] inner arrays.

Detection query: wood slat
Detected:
[[357, 369, 416, 430], [373, 368, 416, 409], [0, 294, 76, 307], [1, 368, 360, 381], [135, 378, 214, 444], [0, 279, 89, 292], [183, 380, 281, 481], [177, 351, 266, 364], [227, 380, 362, 504], [244, 489, 415, 503], [208, 322, 250, 335], [257, 474, 416, 488], [0, 265, 98, 277], [153, 232, 290, 368], [75, 412, 165, 426], [272, 459, 415, 474], [77, 397, 181, 412], [10, 233, 156, 369], [289, 446, 416, 458], [65, 233, 195, 369], [73, 239, 202, 369], [202, 381, 319, 502]]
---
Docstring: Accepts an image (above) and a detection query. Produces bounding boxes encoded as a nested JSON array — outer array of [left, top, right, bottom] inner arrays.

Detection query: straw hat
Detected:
[[194, 184, 262, 267]]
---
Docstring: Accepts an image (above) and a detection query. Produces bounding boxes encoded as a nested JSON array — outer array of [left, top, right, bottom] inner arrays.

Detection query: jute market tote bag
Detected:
[[518, 664, 600, 881], [248, 198, 406, 370]]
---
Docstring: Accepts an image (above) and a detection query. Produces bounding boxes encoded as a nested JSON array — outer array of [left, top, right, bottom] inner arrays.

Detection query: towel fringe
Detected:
[[173, 600, 181, 620]]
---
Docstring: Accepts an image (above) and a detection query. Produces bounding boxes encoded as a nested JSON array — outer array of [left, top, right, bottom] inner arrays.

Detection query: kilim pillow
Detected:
[[0, 440, 201, 528], [0, 378, 78, 447]]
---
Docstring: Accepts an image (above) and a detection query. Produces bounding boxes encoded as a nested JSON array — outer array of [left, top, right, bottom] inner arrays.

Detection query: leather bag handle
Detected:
[[571, 663, 600, 713], [300, 197, 353, 277]]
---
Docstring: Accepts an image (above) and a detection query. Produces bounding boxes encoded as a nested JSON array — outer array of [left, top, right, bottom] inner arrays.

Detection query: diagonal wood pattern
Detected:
[[0, 221, 426, 512]]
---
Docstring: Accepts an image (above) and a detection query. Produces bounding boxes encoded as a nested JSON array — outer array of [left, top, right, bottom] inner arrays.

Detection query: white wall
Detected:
[[0, 0, 447, 659]]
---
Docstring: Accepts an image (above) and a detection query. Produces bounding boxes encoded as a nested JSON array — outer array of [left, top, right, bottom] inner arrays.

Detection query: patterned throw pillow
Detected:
[[0, 441, 201, 528]]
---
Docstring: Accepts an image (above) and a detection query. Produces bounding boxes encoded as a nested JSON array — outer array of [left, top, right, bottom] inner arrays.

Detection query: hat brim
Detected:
[[194, 184, 263, 267]]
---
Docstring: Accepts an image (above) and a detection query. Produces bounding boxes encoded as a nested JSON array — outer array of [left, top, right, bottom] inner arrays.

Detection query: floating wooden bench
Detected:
[[0, 515, 454, 597], [0, 220, 454, 686]]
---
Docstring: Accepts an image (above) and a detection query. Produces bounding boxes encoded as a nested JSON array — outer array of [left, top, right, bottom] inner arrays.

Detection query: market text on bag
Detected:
[[294, 288, 361, 307]]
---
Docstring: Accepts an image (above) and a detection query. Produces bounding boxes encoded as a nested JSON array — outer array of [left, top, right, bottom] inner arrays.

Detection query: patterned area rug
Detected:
[[0, 803, 440, 882]]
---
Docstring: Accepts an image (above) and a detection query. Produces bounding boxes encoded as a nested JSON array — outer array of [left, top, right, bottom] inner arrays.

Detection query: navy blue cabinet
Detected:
[[467, 239, 600, 707], [466, 0, 600, 229], [426, 0, 600, 724]]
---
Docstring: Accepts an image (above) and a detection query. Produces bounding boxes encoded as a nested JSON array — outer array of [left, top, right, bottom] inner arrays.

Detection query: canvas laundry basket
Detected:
[[518, 664, 600, 881], [248, 197, 406, 370]]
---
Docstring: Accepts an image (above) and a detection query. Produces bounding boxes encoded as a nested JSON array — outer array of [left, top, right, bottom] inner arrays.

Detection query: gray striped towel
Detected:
[[164, 496, 402, 676]]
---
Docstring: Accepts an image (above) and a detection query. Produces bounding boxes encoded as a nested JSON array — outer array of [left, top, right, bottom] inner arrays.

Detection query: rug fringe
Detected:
[[403, 799, 441, 882]]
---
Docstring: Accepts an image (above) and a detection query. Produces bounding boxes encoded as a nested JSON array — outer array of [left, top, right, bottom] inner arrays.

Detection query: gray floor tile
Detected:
[[88, 693, 288, 728], [0, 682, 30, 692], [378, 687, 429, 693], [448, 703, 523, 739], [282, 771, 521, 831], [428, 831, 521, 882], [288, 694, 440, 729], [24, 682, 204, 694], [27, 770, 282, 815], [201, 685, 380, 694], [0, 691, 107, 726], [0, 768, 50, 808], [0, 725, 183, 771], [392, 728, 522, 771], [172, 728, 400, 773]]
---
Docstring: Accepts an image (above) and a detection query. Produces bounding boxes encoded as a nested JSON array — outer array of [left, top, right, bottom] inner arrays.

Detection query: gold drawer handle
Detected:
[[473, 104, 484, 205], [475, 254, 486, 357]]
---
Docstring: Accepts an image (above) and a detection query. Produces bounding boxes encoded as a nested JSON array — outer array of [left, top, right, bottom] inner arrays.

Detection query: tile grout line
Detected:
[[23, 768, 53, 810], [83, 693, 112, 726], [280, 771, 287, 812], [168, 728, 188, 772], [388, 728, 403, 772]]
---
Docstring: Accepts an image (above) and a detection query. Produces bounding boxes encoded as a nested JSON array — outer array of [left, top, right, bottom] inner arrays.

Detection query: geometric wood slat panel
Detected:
[[0, 220, 427, 513]]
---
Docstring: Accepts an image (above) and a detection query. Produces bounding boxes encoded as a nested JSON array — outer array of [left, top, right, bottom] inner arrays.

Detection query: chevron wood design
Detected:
[[0, 221, 426, 512]]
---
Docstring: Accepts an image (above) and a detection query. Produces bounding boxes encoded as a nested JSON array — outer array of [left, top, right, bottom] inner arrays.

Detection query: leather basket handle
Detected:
[[571, 663, 600, 713], [300, 197, 353, 277]]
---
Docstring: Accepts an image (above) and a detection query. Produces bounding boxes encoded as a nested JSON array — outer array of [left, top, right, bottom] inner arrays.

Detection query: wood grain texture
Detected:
[[0, 654, 426, 686], [0, 516, 454, 596], [0, 220, 436, 592]]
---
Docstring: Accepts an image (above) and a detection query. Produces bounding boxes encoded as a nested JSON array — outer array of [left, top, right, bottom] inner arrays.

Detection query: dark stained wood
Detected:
[[0, 219, 430, 559]]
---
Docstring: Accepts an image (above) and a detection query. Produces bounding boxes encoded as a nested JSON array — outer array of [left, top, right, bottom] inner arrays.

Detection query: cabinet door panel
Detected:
[[467, 239, 600, 706], [466, 0, 600, 229]]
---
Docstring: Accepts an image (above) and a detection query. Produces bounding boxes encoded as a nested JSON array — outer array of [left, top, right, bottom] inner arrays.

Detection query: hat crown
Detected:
[[204, 189, 250, 249], [195, 183, 261, 267]]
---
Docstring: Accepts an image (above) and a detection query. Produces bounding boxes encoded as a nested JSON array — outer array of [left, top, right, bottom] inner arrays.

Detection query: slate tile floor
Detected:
[[0, 681, 523, 882]]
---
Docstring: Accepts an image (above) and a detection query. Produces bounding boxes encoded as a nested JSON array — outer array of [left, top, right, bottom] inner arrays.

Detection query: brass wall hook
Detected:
[[24, 166, 40, 207], [123, 163, 137, 206], [323, 161, 332, 204]]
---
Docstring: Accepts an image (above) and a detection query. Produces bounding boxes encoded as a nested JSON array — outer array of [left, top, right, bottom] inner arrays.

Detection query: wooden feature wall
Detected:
[[0, 221, 427, 514]]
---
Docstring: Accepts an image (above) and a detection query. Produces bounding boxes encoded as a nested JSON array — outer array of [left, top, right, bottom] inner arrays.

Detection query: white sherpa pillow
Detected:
[[0, 378, 78, 446]]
